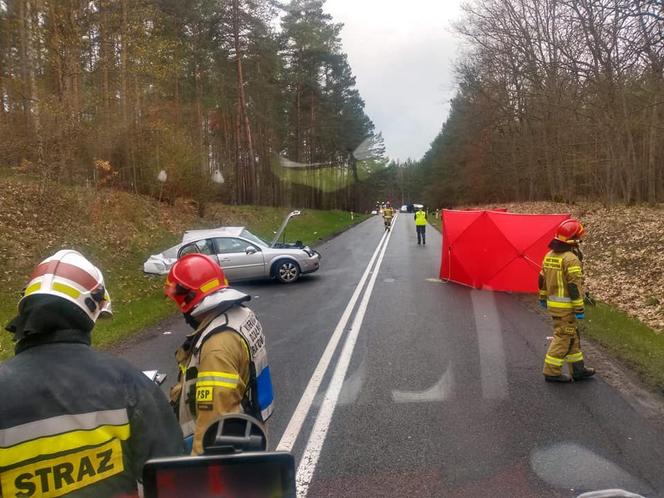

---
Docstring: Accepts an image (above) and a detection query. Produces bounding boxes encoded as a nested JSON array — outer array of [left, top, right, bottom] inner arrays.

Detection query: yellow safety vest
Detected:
[[415, 211, 427, 226]]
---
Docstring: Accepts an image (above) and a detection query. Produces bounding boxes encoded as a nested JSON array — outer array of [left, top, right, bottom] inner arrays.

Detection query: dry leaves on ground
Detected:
[[472, 202, 664, 332]]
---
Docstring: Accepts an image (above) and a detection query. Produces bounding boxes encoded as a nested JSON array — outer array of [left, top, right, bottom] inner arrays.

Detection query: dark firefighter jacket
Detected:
[[0, 296, 184, 498]]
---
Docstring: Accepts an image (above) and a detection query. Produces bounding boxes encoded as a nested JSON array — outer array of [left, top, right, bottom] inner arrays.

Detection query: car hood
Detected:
[[263, 246, 315, 257]]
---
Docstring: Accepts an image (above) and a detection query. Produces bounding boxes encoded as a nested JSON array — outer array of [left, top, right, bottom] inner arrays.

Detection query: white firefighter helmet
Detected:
[[20, 250, 112, 324]]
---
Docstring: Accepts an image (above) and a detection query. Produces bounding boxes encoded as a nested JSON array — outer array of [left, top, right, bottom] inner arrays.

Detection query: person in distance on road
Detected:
[[538, 219, 595, 382], [165, 254, 274, 455], [414, 205, 427, 245], [0, 250, 184, 498], [382, 201, 395, 231]]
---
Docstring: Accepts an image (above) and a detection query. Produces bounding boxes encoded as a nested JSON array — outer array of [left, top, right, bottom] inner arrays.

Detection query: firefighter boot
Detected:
[[544, 374, 572, 383], [571, 361, 595, 381]]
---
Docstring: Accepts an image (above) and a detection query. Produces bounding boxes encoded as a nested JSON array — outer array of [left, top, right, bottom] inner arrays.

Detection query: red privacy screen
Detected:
[[440, 210, 570, 293]]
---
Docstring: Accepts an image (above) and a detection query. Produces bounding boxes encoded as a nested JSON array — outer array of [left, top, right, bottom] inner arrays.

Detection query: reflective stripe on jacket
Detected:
[[175, 305, 274, 455], [0, 342, 184, 498], [538, 250, 585, 316]]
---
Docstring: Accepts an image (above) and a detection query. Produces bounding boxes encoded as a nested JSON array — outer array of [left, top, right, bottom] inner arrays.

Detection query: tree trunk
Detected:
[[0, 8, 6, 127], [99, 0, 110, 114], [233, 0, 255, 204], [235, 101, 243, 204], [23, 0, 45, 188], [18, 0, 30, 124], [119, 0, 136, 191], [646, 97, 658, 204], [120, 0, 128, 127]]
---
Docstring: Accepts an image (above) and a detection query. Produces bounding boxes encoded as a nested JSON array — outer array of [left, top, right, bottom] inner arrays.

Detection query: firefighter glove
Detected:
[[575, 312, 585, 320]]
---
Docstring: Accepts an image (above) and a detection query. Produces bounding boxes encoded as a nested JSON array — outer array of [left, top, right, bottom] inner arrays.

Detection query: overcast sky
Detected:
[[325, 0, 464, 162]]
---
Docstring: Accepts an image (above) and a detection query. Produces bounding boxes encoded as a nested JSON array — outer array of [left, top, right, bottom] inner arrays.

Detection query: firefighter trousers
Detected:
[[543, 313, 584, 377]]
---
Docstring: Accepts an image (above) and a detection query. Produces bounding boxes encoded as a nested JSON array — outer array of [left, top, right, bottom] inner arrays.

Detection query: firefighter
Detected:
[[0, 250, 184, 498], [414, 205, 427, 245], [539, 219, 595, 382], [383, 201, 395, 231], [165, 254, 274, 455]]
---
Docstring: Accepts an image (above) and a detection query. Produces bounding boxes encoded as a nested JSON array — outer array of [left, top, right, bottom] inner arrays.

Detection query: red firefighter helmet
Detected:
[[164, 254, 228, 314], [555, 218, 585, 244]]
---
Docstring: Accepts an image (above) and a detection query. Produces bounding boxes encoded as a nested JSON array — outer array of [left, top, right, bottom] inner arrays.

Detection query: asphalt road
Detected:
[[120, 214, 664, 498]]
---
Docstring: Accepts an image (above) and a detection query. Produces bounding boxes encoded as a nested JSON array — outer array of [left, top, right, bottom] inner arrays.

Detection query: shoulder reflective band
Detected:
[[196, 371, 240, 389], [567, 265, 582, 275], [0, 409, 130, 468], [0, 438, 123, 498]]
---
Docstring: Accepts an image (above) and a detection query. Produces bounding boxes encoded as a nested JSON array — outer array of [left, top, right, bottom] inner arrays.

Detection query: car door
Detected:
[[213, 237, 266, 282], [179, 239, 217, 258]]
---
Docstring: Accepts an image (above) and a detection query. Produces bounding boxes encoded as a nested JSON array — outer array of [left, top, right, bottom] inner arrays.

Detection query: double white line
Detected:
[[276, 216, 397, 497]]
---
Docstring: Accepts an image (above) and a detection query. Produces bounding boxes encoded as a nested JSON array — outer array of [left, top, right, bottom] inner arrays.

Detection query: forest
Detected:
[[0, 0, 387, 212], [416, 0, 664, 207], [3, 0, 662, 212]]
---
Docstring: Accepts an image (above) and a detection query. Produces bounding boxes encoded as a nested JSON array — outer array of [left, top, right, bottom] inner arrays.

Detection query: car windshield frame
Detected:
[[161, 245, 181, 259], [240, 229, 269, 249]]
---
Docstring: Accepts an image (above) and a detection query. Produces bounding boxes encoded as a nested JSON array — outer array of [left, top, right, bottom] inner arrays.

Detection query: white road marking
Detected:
[[471, 290, 508, 399], [295, 216, 396, 497], [337, 356, 367, 406], [275, 221, 391, 452], [391, 363, 455, 403]]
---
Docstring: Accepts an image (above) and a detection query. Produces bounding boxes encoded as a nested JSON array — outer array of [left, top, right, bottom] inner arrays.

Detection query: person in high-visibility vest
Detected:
[[165, 254, 274, 455], [414, 206, 427, 245], [538, 219, 595, 382]]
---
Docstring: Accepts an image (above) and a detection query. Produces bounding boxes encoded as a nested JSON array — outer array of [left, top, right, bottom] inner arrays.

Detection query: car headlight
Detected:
[[303, 248, 315, 257]]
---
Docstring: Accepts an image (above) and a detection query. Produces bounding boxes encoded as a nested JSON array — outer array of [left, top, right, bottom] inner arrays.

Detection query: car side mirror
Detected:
[[246, 245, 258, 255]]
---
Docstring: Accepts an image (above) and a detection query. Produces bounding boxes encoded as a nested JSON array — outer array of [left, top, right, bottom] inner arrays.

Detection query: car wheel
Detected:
[[275, 260, 300, 284]]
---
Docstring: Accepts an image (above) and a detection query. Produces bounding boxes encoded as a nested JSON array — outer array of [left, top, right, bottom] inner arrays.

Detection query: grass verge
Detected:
[[91, 209, 368, 351], [0, 178, 367, 361], [583, 302, 664, 390]]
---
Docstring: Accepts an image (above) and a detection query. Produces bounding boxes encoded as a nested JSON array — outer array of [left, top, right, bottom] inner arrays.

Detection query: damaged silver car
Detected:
[[143, 211, 320, 284]]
